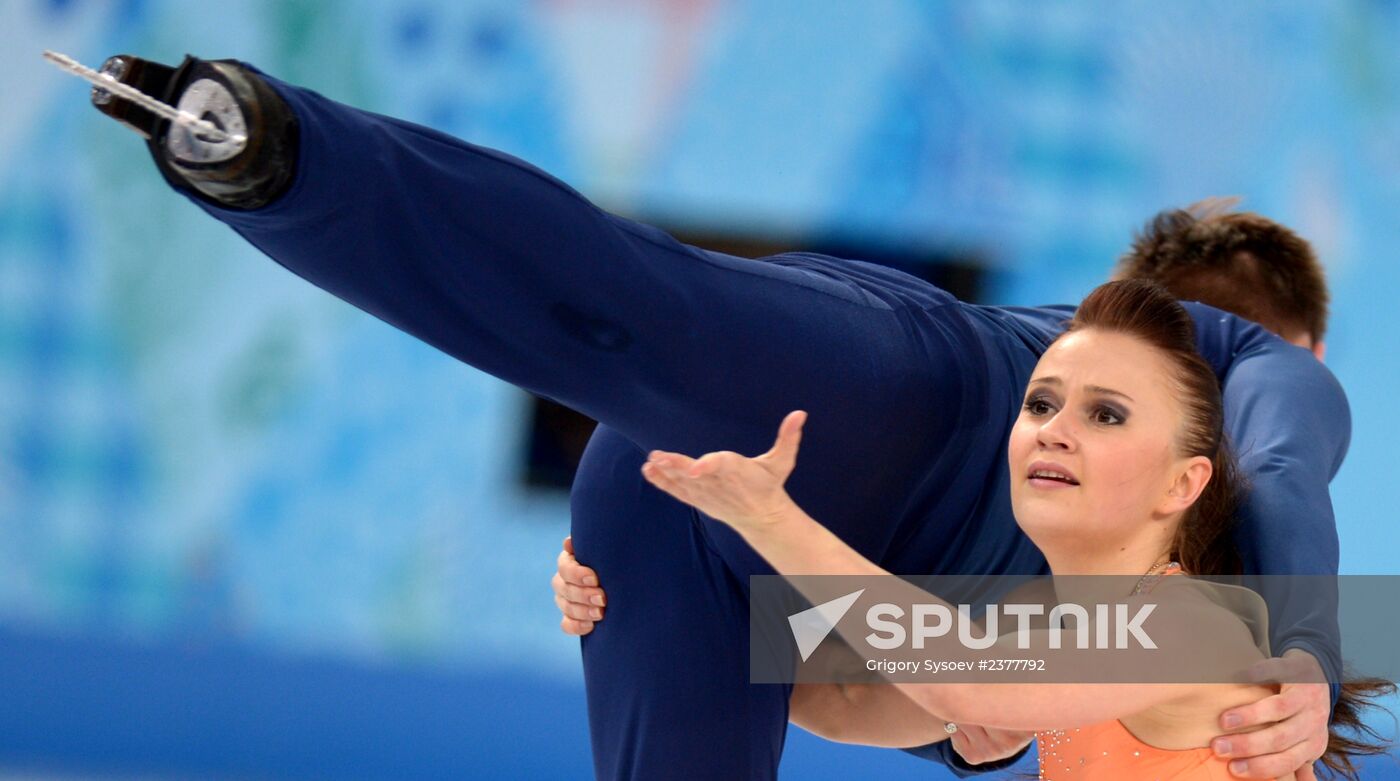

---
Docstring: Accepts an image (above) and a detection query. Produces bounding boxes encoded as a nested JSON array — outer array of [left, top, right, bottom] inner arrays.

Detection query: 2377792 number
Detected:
[[985, 659, 1047, 672]]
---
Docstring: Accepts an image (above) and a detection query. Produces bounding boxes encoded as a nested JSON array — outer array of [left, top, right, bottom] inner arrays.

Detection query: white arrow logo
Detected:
[[788, 589, 865, 662]]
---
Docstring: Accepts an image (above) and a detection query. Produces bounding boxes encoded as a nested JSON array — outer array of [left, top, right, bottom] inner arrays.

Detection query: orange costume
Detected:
[[1036, 719, 1234, 780]]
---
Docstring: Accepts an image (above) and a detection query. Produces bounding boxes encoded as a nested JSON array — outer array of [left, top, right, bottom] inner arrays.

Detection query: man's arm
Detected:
[[1219, 334, 1348, 779], [1187, 305, 1347, 779], [1191, 306, 1348, 685], [1225, 342, 1346, 658]]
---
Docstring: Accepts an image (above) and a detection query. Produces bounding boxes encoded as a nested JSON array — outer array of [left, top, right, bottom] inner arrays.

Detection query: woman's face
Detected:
[[1007, 329, 1210, 554]]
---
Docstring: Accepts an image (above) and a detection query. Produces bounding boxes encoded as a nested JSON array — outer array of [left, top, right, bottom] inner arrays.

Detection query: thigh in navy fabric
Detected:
[[570, 426, 791, 781]]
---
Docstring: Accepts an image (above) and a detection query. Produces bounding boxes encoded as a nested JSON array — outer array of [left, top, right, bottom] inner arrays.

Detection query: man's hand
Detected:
[[552, 536, 606, 636], [948, 724, 1035, 768], [1210, 649, 1329, 779]]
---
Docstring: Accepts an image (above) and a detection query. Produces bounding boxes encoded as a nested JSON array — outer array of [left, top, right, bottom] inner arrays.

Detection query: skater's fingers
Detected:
[[557, 547, 600, 588], [553, 571, 607, 609], [647, 450, 698, 475], [642, 463, 681, 504], [690, 450, 743, 477], [643, 460, 689, 498], [947, 725, 972, 762], [761, 410, 807, 476], [561, 616, 595, 636], [564, 560, 601, 589], [644, 461, 683, 492], [947, 723, 1032, 766], [563, 535, 575, 556], [649, 450, 716, 483], [556, 593, 603, 622]]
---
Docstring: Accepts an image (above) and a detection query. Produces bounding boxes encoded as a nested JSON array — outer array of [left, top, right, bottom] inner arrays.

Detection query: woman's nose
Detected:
[[1036, 413, 1076, 450]]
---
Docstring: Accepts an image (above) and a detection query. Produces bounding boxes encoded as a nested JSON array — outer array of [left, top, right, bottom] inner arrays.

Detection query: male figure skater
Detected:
[[87, 55, 1343, 780], [552, 201, 1335, 774]]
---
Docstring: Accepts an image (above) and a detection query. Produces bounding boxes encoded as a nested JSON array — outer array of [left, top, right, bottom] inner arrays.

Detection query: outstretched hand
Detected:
[[641, 410, 808, 532]]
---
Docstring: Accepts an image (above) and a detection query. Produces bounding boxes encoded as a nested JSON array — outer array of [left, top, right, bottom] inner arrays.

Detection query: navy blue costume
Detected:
[[169, 70, 1348, 780]]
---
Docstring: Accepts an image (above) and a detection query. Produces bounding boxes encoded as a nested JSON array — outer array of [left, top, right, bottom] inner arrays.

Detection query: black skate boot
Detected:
[[91, 54, 298, 210]]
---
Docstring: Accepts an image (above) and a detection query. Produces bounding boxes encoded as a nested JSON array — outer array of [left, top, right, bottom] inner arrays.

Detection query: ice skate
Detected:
[[44, 50, 298, 209]]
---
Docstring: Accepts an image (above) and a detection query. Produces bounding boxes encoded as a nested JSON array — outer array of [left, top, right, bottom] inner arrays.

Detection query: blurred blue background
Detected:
[[1, 0, 1398, 778]]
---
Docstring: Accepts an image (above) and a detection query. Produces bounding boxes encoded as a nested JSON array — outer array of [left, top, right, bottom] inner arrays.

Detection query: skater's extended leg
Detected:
[[84, 55, 976, 482]]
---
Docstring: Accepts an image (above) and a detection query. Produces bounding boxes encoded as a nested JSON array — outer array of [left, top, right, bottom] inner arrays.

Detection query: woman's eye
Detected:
[[1093, 407, 1124, 425], [1024, 399, 1053, 416]]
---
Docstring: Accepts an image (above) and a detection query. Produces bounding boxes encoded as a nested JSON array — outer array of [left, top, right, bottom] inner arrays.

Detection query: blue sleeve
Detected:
[[1185, 303, 1347, 706], [169, 68, 971, 466], [902, 739, 1031, 776]]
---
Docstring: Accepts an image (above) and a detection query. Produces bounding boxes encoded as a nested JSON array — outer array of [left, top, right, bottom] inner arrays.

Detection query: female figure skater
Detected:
[[635, 280, 1393, 780]]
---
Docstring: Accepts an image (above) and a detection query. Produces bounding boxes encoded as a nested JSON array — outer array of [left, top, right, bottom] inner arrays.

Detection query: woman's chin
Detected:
[[1013, 494, 1075, 518], [1014, 509, 1080, 543]]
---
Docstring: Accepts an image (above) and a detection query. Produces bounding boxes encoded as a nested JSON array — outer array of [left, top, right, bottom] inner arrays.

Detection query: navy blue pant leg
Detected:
[[572, 426, 790, 781]]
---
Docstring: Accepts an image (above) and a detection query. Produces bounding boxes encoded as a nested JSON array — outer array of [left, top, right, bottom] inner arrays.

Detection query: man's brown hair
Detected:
[[1113, 198, 1329, 343]]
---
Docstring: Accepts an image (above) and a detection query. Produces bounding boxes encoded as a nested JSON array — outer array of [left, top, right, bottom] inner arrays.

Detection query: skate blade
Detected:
[[42, 50, 247, 147]]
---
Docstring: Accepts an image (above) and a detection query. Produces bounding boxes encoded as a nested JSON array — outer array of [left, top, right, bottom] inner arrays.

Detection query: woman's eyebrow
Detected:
[[1027, 376, 1134, 402]]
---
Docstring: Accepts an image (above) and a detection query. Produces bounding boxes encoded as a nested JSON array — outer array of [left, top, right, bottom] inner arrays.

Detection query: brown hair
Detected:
[[1062, 279, 1393, 780], [1113, 198, 1330, 344]]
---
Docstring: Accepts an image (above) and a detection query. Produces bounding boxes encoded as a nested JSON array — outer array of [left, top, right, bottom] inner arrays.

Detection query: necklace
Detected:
[[1130, 558, 1180, 596]]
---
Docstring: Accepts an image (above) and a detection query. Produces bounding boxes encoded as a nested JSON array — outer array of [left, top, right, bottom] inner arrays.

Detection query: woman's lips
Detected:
[[1028, 476, 1078, 490]]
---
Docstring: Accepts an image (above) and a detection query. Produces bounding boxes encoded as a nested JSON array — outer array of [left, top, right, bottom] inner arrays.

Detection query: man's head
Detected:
[[1112, 198, 1329, 360]]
